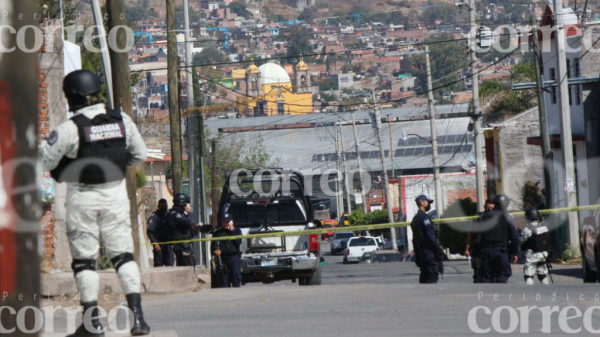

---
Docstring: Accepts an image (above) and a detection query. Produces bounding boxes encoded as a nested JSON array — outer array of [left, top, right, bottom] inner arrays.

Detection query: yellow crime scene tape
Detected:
[[143, 204, 600, 246]]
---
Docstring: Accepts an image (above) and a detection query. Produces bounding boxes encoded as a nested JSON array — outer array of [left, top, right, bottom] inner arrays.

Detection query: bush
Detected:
[[136, 170, 148, 188], [438, 198, 478, 254], [365, 210, 390, 225], [521, 181, 544, 210], [561, 244, 581, 262], [349, 210, 367, 226]]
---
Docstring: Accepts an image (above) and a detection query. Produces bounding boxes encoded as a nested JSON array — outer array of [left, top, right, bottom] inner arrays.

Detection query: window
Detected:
[[251, 78, 257, 90], [567, 59, 571, 78], [341, 77, 349, 83], [568, 86, 573, 106], [277, 103, 285, 115], [576, 85, 581, 105], [574, 58, 580, 77]]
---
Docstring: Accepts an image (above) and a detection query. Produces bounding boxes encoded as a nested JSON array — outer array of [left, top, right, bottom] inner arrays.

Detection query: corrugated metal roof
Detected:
[[208, 115, 475, 173], [203, 103, 470, 131]]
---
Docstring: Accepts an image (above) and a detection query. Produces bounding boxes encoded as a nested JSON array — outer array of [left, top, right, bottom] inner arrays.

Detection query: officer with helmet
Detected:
[[168, 193, 201, 266], [39, 70, 150, 336], [474, 194, 520, 283], [519, 208, 552, 284]]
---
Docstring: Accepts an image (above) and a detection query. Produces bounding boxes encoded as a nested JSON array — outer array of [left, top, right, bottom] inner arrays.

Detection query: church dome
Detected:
[[247, 62, 260, 74], [259, 62, 291, 85], [297, 60, 308, 71]]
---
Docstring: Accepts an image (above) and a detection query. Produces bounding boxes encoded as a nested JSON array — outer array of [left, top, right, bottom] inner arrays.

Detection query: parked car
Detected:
[[360, 251, 404, 264], [321, 224, 335, 240], [330, 231, 356, 255], [581, 216, 600, 283], [343, 236, 379, 264]]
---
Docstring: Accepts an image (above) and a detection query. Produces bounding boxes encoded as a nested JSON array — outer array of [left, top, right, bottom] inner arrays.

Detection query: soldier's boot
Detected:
[[539, 275, 550, 285], [127, 293, 151, 336], [67, 302, 104, 337], [525, 276, 535, 285]]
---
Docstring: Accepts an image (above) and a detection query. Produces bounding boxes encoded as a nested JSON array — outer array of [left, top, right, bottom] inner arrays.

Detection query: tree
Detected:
[[438, 198, 478, 254], [480, 60, 537, 123], [193, 46, 229, 66], [285, 24, 314, 59], [521, 181, 544, 211], [39, 0, 78, 26], [229, 2, 253, 19]]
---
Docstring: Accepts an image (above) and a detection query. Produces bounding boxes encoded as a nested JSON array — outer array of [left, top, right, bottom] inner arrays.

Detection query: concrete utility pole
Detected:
[[351, 112, 369, 213], [187, 116, 201, 265], [184, 0, 195, 109], [0, 0, 39, 330], [425, 45, 444, 214], [469, 0, 486, 212], [387, 115, 395, 178], [211, 139, 218, 226], [553, 0, 580, 250], [107, 0, 142, 263], [198, 115, 210, 267], [371, 81, 398, 251], [339, 118, 352, 215], [530, 14, 555, 219], [91, 0, 114, 109], [334, 125, 343, 216], [167, 0, 183, 193]]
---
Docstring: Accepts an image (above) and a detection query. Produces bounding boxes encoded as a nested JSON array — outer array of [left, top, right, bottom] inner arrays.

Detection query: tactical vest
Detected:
[[479, 211, 508, 248], [214, 230, 240, 257], [51, 109, 127, 185], [521, 224, 551, 253]]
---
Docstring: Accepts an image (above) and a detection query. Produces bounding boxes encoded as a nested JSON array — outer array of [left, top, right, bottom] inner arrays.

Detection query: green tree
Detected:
[[193, 46, 228, 66], [285, 24, 314, 59], [39, 0, 78, 26], [438, 198, 478, 254], [521, 181, 544, 211], [480, 60, 537, 123]]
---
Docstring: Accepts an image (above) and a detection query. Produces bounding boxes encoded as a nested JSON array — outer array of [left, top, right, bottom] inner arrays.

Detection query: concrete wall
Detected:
[[495, 109, 544, 209]]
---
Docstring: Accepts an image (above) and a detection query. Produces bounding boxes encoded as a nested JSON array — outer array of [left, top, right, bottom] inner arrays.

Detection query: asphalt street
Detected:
[[45, 241, 600, 337]]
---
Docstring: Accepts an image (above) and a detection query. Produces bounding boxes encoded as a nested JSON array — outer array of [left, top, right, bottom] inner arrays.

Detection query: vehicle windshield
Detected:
[[349, 238, 376, 247], [223, 173, 307, 227], [334, 233, 355, 239]]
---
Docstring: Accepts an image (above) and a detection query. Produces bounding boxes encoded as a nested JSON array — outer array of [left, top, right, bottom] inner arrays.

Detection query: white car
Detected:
[[343, 236, 380, 264]]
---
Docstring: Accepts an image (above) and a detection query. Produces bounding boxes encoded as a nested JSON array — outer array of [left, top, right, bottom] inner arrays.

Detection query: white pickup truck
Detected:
[[214, 170, 322, 287], [343, 236, 380, 264]]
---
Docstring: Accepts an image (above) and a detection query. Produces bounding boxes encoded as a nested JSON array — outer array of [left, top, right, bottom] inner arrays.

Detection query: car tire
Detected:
[[300, 266, 322, 286], [583, 252, 598, 283]]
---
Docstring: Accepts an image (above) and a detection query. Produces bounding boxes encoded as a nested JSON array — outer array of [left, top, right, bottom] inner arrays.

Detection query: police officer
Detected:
[[411, 195, 444, 284], [465, 198, 495, 283], [39, 70, 150, 336], [519, 208, 551, 285], [147, 199, 174, 267], [211, 214, 243, 287], [167, 193, 200, 266], [475, 194, 519, 283]]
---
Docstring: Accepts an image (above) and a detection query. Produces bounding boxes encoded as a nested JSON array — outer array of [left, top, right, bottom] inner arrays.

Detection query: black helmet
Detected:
[[63, 70, 102, 98], [525, 208, 541, 222], [493, 194, 510, 210], [173, 193, 190, 207]]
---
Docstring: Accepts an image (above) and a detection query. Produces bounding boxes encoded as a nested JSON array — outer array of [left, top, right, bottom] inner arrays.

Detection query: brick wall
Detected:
[[39, 68, 56, 271], [447, 188, 488, 206]]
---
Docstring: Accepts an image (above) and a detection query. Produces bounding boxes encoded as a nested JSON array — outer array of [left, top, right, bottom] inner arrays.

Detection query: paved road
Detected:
[[47, 241, 600, 337]]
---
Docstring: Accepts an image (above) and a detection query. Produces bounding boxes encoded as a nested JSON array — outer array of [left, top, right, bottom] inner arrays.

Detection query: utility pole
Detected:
[[371, 81, 398, 251], [530, 14, 555, 221], [107, 0, 141, 263], [0, 0, 39, 330], [184, 0, 195, 110], [187, 116, 201, 265], [469, 0, 486, 213], [334, 125, 343, 216], [91, 0, 114, 109], [387, 115, 395, 178], [199, 115, 210, 267], [425, 45, 444, 214], [211, 139, 218, 227], [339, 118, 352, 215], [554, 0, 580, 250], [167, 0, 183, 193], [351, 112, 369, 213]]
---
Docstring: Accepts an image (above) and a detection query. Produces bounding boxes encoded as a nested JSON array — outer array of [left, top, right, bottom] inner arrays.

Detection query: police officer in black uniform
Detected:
[[411, 195, 444, 284], [465, 197, 495, 283], [167, 193, 199, 266], [147, 199, 173, 267], [211, 214, 243, 287], [475, 194, 519, 283]]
